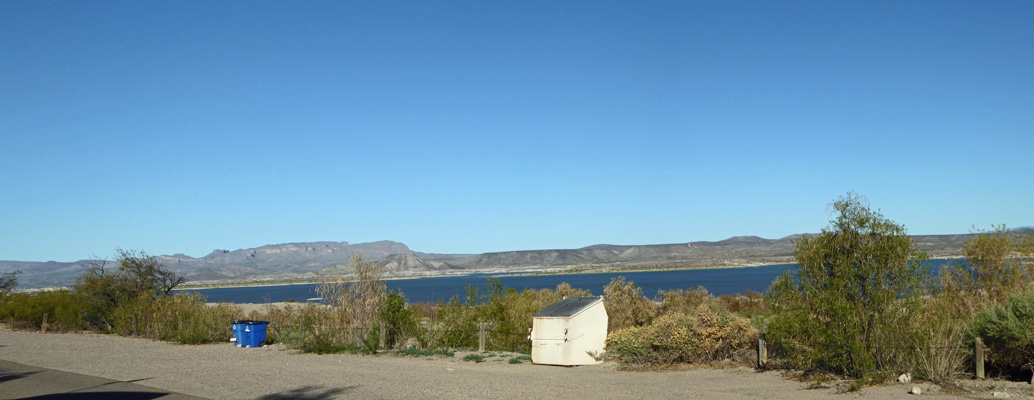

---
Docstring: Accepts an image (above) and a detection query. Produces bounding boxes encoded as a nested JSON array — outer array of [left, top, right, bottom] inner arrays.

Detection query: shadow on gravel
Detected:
[[0, 368, 39, 383], [257, 385, 357, 400], [19, 392, 166, 400]]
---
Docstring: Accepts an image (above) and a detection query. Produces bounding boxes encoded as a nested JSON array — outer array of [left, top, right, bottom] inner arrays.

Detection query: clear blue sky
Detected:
[[2, 1, 1031, 262]]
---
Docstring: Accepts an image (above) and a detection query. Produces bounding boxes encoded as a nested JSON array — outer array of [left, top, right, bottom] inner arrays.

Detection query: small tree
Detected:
[[0, 270, 20, 297], [768, 193, 928, 381], [114, 249, 186, 295], [73, 249, 186, 328]]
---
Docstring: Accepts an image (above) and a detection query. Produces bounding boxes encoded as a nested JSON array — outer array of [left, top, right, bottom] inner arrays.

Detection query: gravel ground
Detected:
[[0, 328, 1017, 400]]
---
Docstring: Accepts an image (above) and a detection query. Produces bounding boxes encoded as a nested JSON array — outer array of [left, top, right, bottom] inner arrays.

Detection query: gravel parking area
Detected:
[[0, 329, 993, 399]]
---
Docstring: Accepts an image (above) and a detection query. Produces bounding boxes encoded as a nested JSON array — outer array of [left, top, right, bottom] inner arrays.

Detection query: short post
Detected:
[[976, 337, 985, 379], [41, 313, 48, 333], [379, 321, 387, 349], [757, 333, 767, 369], [478, 323, 487, 352]]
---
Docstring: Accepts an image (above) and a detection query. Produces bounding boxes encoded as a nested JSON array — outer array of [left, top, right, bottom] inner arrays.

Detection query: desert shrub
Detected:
[[766, 193, 928, 381], [907, 292, 972, 383], [73, 249, 186, 329], [657, 286, 712, 316], [299, 253, 386, 351], [492, 283, 592, 352], [411, 281, 590, 352], [0, 290, 90, 331], [420, 279, 504, 350], [432, 304, 476, 349], [153, 295, 242, 344], [604, 277, 656, 332], [948, 227, 1034, 306], [380, 291, 416, 349], [718, 289, 770, 316], [109, 292, 243, 344], [969, 293, 1034, 380], [291, 303, 358, 352], [903, 228, 1034, 383], [606, 303, 758, 367]]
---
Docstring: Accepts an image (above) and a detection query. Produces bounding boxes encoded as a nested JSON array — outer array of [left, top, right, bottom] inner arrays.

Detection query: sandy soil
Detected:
[[0, 328, 1023, 400]]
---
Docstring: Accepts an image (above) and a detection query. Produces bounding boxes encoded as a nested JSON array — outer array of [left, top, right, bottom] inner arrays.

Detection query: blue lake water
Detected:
[[178, 258, 959, 304]]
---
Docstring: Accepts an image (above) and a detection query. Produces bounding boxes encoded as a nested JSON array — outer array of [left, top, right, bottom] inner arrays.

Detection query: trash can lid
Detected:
[[232, 320, 270, 325]]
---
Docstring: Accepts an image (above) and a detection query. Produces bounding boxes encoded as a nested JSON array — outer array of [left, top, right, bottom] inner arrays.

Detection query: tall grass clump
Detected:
[[766, 193, 928, 384], [110, 292, 243, 344], [287, 253, 386, 353]]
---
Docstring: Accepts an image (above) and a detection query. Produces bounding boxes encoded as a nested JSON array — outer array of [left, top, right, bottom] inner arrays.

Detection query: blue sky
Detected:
[[2, 1, 1031, 262]]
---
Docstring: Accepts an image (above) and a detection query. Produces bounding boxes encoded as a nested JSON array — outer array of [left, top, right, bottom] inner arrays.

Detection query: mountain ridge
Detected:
[[1, 231, 985, 289]]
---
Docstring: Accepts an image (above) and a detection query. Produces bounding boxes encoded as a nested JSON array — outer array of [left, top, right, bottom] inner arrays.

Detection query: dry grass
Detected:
[[607, 303, 758, 368]]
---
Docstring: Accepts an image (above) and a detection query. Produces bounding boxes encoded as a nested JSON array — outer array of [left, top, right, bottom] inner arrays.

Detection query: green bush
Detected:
[[0, 291, 89, 331], [766, 193, 928, 381], [969, 293, 1034, 379], [380, 291, 416, 348], [606, 303, 758, 367]]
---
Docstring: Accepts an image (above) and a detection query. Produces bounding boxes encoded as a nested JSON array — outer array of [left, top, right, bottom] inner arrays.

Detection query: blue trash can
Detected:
[[231, 320, 270, 348]]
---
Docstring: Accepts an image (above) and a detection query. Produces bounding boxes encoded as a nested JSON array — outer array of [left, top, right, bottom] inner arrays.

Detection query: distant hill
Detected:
[[0, 232, 979, 289]]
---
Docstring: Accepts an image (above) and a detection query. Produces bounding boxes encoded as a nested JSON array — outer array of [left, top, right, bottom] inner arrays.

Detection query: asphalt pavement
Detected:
[[0, 359, 205, 400]]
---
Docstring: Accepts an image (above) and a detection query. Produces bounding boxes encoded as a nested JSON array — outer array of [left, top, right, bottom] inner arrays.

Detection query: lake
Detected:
[[177, 258, 959, 304]]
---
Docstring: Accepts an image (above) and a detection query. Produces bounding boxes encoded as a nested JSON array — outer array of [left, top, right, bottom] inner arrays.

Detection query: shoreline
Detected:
[[172, 263, 784, 290], [175, 256, 965, 291]]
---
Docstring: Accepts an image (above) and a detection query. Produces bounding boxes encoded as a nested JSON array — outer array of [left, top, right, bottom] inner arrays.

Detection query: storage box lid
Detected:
[[534, 297, 602, 318]]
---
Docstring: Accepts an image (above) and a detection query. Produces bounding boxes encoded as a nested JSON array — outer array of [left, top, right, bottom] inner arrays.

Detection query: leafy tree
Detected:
[[767, 193, 928, 381], [113, 249, 186, 295]]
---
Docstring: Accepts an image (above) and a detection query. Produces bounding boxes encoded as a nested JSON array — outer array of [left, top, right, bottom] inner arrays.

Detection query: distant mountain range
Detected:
[[1, 230, 1004, 289]]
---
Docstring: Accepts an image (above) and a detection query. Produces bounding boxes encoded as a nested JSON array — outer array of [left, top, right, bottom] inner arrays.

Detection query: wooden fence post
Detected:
[[757, 333, 767, 369], [975, 337, 985, 379], [379, 321, 387, 349], [478, 323, 487, 352], [41, 313, 48, 333]]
